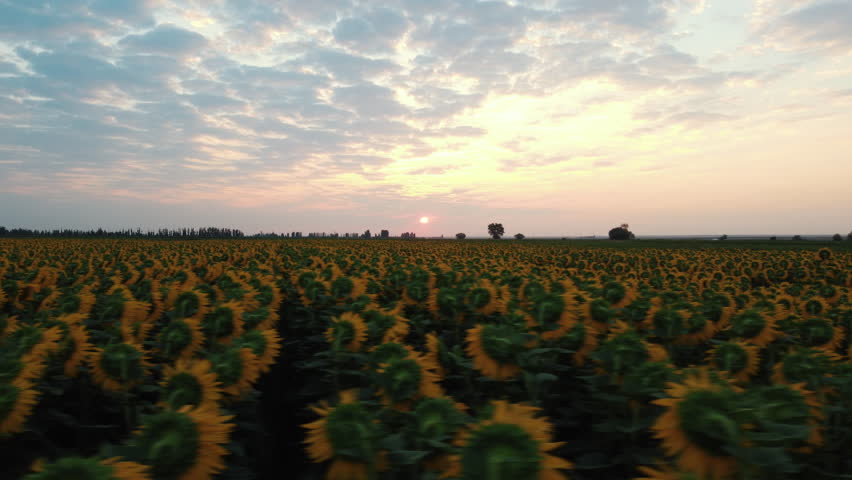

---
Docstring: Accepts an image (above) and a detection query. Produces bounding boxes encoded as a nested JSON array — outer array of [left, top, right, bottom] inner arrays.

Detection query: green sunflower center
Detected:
[[730, 311, 766, 339], [589, 298, 613, 323], [208, 348, 244, 387], [370, 343, 409, 366], [714, 344, 749, 374], [164, 372, 204, 409], [415, 397, 463, 441], [159, 320, 192, 359], [676, 389, 741, 457], [174, 292, 201, 319], [480, 324, 526, 364], [325, 403, 378, 461], [235, 330, 268, 357], [600, 332, 650, 376], [381, 359, 423, 403], [798, 318, 834, 346], [652, 309, 686, 339], [331, 277, 354, 298], [406, 282, 429, 302], [100, 343, 144, 384], [22, 457, 114, 480], [469, 288, 493, 310], [134, 410, 201, 480], [330, 320, 355, 348], [561, 323, 586, 351], [202, 306, 237, 341], [532, 293, 564, 328], [461, 423, 542, 480]]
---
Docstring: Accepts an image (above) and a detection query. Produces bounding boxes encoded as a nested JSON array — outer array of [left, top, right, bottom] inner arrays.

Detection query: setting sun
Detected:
[[419, 216, 430, 224]]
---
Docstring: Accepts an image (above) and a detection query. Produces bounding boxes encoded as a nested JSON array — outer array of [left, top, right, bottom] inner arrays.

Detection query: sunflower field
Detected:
[[1, 238, 851, 480]]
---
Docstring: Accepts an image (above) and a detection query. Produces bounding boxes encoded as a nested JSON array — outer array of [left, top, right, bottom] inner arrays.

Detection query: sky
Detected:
[[0, 0, 851, 237]]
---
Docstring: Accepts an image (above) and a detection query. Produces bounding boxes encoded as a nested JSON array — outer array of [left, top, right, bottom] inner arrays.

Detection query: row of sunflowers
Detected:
[[1, 239, 851, 479]]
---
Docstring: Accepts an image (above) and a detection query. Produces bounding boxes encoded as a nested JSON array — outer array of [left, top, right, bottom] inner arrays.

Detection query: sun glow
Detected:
[[419, 216, 430, 224]]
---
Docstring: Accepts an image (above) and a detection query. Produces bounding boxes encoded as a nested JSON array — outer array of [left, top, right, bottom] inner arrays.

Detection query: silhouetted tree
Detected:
[[770, 236, 777, 241], [456, 233, 466, 240], [487, 223, 504, 240], [719, 234, 728, 240], [362, 229, 371, 239], [608, 224, 633, 240], [793, 235, 803, 241], [833, 233, 842, 241], [514, 233, 525, 240], [380, 229, 389, 238]]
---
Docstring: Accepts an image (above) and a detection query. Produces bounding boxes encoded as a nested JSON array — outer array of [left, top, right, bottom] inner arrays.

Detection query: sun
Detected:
[[419, 216, 429, 224]]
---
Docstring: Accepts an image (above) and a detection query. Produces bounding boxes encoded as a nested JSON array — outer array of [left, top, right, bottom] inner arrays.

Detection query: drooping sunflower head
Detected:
[[706, 341, 760, 383], [326, 312, 368, 353], [377, 353, 442, 407], [728, 309, 777, 346], [796, 317, 842, 351], [171, 288, 210, 321], [89, 342, 149, 392], [447, 400, 572, 480], [0, 380, 40, 434], [128, 406, 233, 480], [596, 326, 666, 378], [772, 348, 838, 389], [740, 383, 822, 451], [368, 342, 413, 368], [413, 396, 467, 445], [651, 370, 742, 480], [201, 301, 245, 346], [23, 456, 150, 480], [304, 390, 383, 470], [466, 322, 530, 380], [621, 361, 678, 398], [157, 318, 203, 362], [160, 359, 221, 410], [207, 346, 260, 397], [648, 308, 688, 340], [232, 328, 281, 373]]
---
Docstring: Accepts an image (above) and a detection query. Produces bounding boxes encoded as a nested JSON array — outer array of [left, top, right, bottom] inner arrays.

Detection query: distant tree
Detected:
[[769, 236, 777, 241], [487, 223, 505, 240], [380, 229, 389, 238], [719, 234, 728, 240], [833, 233, 843, 241], [401, 232, 416, 239], [362, 229, 371, 239], [608, 224, 633, 240], [456, 233, 466, 240], [514, 233, 525, 240], [793, 235, 803, 241], [848, 231, 852, 241]]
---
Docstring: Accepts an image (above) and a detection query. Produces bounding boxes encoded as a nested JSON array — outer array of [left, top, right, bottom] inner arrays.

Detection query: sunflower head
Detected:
[[816, 248, 832, 261], [90, 342, 148, 391], [128, 406, 233, 480], [326, 312, 367, 353], [369, 342, 412, 367], [22, 456, 150, 480], [413, 397, 467, 444], [707, 341, 759, 383], [621, 361, 677, 398], [449, 401, 571, 480], [304, 391, 383, 467], [157, 318, 202, 361], [796, 317, 839, 349], [207, 346, 259, 397], [201, 302, 244, 345], [596, 327, 664, 377]]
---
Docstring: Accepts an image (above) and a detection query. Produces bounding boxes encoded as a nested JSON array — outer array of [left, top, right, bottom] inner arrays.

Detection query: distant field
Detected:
[[1, 238, 851, 479]]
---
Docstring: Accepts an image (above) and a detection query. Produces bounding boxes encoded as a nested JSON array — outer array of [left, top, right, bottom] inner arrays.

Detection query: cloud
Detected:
[[755, 1, 852, 55], [333, 8, 410, 53], [119, 24, 209, 56]]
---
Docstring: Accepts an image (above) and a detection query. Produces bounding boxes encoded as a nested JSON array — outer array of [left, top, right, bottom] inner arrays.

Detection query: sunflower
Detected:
[[160, 359, 222, 410], [0, 379, 40, 434], [413, 397, 468, 472], [128, 405, 233, 480], [771, 347, 839, 390], [651, 370, 741, 480], [168, 287, 211, 322], [303, 390, 385, 480], [424, 332, 446, 376], [726, 309, 778, 347], [376, 351, 443, 409], [595, 321, 667, 379], [442, 400, 572, 480], [706, 341, 760, 383], [24, 456, 150, 480], [233, 328, 281, 373], [326, 312, 368, 353], [466, 323, 529, 380], [158, 318, 204, 362], [207, 346, 261, 397], [200, 301, 245, 346], [796, 316, 844, 352], [88, 342, 151, 392], [63, 323, 94, 377], [7, 325, 62, 364]]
